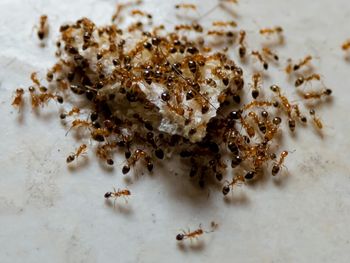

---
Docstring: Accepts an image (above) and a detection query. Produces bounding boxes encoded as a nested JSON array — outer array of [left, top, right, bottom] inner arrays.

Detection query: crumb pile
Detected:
[[12, 0, 332, 194]]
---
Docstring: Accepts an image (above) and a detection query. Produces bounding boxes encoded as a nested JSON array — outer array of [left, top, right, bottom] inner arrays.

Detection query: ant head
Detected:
[[176, 234, 184, 241], [104, 192, 112, 199]]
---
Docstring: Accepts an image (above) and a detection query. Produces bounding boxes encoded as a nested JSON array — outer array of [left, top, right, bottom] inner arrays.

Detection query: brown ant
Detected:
[[207, 30, 227, 36], [238, 30, 247, 58], [302, 89, 332, 100], [262, 47, 279, 61], [66, 119, 92, 135], [285, 59, 293, 74], [122, 149, 153, 174], [250, 73, 262, 99], [293, 55, 312, 71], [295, 74, 321, 87], [12, 88, 25, 108], [60, 107, 80, 119], [212, 21, 237, 27], [248, 111, 267, 133], [175, 24, 193, 31], [28, 87, 40, 108], [222, 174, 245, 195], [270, 85, 296, 131], [97, 142, 117, 165], [240, 115, 255, 137], [272, 151, 288, 176], [30, 72, 41, 86], [251, 51, 268, 70], [243, 100, 273, 110], [66, 144, 87, 163], [176, 224, 212, 241], [259, 26, 283, 35], [309, 109, 323, 129], [38, 92, 63, 106], [292, 104, 307, 123], [175, 3, 197, 10], [130, 9, 152, 19], [104, 188, 131, 205], [37, 15, 49, 40]]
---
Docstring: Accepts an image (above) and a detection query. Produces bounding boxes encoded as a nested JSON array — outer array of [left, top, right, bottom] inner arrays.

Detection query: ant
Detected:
[[293, 55, 312, 71], [122, 149, 153, 174], [130, 9, 152, 19], [104, 188, 131, 205], [91, 128, 110, 141], [309, 109, 323, 129], [212, 21, 237, 27], [262, 47, 279, 61], [38, 92, 63, 106], [66, 119, 92, 135], [30, 72, 41, 86], [342, 40, 350, 51], [238, 30, 247, 58], [37, 15, 49, 40], [174, 24, 193, 31], [250, 73, 262, 99], [28, 87, 40, 108], [270, 85, 296, 131], [259, 26, 283, 35], [176, 224, 212, 241], [60, 107, 80, 119], [240, 115, 255, 137], [12, 88, 25, 108], [302, 89, 332, 100], [251, 51, 268, 70], [248, 111, 266, 133], [66, 144, 87, 163], [295, 74, 321, 87], [207, 30, 227, 36], [243, 100, 273, 110], [222, 174, 245, 195], [175, 4, 197, 10], [292, 104, 307, 123], [271, 151, 288, 176]]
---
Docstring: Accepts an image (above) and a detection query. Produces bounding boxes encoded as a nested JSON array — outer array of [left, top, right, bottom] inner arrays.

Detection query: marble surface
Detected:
[[1, 0, 350, 262]]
